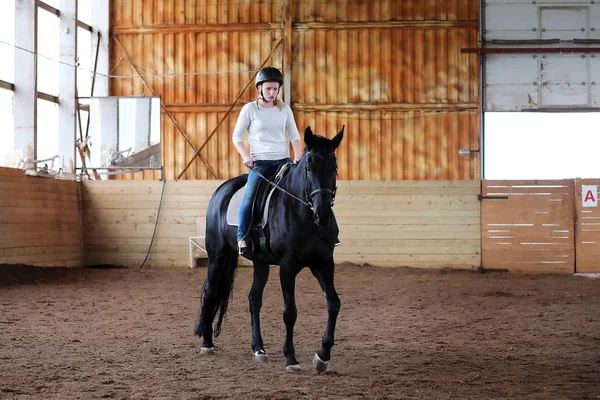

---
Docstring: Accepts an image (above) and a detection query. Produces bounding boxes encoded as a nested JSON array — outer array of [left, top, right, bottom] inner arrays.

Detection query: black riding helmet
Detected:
[[255, 66, 283, 89]]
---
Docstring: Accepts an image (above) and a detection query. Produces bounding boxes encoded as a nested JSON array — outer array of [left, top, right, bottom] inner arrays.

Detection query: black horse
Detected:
[[195, 126, 344, 373]]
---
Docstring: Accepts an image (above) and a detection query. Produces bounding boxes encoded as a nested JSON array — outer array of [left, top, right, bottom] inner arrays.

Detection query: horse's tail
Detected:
[[213, 250, 238, 337], [196, 247, 240, 339], [196, 175, 245, 340]]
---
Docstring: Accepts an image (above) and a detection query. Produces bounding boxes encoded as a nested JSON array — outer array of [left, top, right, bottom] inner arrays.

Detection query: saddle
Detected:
[[226, 163, 292, 230]]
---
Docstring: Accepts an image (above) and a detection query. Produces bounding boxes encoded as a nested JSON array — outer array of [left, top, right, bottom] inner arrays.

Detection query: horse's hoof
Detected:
[[200, 346, 215, 355], [312, 353, 328, 373], [254, 350, 269, 363], [285, 364, 301, 373]]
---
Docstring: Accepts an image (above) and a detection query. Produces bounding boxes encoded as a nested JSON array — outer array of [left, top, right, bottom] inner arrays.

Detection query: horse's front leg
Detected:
[[280, 266, 300, 372], [249, 262, 270, 363], [310, 259, 340, 373]]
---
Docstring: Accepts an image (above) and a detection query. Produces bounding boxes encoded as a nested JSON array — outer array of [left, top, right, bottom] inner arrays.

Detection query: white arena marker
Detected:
[[582, 185, 598, 208]]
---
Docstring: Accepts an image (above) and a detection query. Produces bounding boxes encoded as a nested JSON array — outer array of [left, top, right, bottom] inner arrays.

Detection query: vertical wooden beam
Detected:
[[14, 0, 37, 160], [282, 0, 292, 103], [59, 0, 77, 173]]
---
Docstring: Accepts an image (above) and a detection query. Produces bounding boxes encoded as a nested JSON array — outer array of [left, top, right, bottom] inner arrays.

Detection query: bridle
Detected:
[[303, 151, 338, 212]]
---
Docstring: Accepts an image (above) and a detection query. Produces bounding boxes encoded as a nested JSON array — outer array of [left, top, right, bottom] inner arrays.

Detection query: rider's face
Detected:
[[260, 82, 280, 102]]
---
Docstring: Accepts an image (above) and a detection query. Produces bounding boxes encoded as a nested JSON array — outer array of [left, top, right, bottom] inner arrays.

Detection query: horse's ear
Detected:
[[304, 126, 315, 149], [331, 125, 344, 149]]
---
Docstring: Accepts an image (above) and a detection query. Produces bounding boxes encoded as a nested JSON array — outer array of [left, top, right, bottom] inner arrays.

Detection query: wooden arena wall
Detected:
[[0, 168, 82, 267], [80, 179, 481, 269], [5, 175, 600, 274], [108, 0, 481, 181]]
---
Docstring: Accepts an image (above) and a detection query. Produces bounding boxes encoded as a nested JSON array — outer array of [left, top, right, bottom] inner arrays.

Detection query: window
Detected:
[[77, 27, 93, 96], [484, 112, 600, 179], [0, 0, 15, 83], [77, 0, 92, 26], [37, 99, 59, 161], [37, 7, 60, 96], [0, 89, 14, 167], [39, 0, 60, 9]]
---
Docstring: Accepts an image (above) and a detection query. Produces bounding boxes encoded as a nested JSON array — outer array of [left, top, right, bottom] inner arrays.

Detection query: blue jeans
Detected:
[[237, 158, 291, 242]]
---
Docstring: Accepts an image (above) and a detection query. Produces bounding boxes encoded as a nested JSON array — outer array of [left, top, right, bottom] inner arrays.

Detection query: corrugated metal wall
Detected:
[[109, 0, 480, 180]]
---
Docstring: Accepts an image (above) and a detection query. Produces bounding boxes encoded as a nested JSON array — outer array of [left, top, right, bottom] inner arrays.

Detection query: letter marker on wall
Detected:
[[582, 185, 598, 207]]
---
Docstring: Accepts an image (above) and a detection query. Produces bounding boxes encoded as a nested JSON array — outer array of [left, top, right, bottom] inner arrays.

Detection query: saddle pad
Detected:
[[226, 185, 246, 227], [226, 185, 275, 228], [226, 163, 292, 228]]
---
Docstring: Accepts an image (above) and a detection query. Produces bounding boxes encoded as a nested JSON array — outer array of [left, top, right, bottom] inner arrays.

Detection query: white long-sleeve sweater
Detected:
[[231, 101, 301, 161]]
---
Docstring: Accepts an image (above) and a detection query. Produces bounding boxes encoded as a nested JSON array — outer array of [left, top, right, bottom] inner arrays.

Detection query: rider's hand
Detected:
[[243, 156, 254, 168]]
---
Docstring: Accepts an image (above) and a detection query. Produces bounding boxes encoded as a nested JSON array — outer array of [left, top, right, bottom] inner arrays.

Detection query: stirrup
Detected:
[[238, 240, 253, 255]]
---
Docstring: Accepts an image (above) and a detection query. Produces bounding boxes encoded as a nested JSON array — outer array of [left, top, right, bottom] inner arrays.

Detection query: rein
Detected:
[[249, 152, 338, 210], [249, 165, 311, 207]]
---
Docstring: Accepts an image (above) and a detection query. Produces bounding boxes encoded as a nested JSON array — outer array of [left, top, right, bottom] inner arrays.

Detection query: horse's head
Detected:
[[302, 125, 344, 227]]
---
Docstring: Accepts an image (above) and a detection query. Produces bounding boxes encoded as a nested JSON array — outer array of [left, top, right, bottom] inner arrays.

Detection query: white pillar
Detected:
[[59, 0, 77, 173], [14, 0, 36, 160], [91, 1, 109, 96]]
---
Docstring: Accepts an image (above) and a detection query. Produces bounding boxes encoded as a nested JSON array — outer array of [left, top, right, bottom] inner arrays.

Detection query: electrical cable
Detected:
[[140, 178, 166, 269]]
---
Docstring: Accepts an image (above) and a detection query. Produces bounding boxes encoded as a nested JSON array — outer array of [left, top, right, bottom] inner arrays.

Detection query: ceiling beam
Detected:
[[112, 23, 279, 35]]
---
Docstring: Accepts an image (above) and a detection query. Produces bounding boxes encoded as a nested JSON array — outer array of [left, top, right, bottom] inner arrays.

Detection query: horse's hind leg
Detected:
[[309, 259, 340, 373], [249, 261, 269, 362], [195, 248, 237, 354]]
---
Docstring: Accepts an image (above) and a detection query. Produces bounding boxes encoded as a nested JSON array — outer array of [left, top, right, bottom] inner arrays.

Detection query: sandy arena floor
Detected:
[[1, 263, 599, 399]]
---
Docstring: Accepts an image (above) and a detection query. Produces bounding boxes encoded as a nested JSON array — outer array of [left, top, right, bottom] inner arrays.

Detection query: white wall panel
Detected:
[[540, 7, 588, 40], [485, 85, 539, 111], [485, 55, 538, 84], [484, 1, 600, 110]]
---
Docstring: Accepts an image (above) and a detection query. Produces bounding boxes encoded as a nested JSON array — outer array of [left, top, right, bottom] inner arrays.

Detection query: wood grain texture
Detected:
[[108, 0, 480, 181], [0, 170, 82, 267]]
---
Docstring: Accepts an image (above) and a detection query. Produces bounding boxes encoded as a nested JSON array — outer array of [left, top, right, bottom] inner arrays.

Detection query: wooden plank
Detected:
[[0, 245, 81, 258], [83, 258, 186, 268], [1, 214, 80, 224], [82, 208, 208, 218], [337, 216, 480, 225], [0, 236, 81, 249], [0, 197, 79, 210], [0, 181, 79, 196], [339, 180, 480, 188], [339, 230, 480, 240], [331, 253, 480, 263], [82, 193, 213, 203], [0, 252, 82, 265], [82, 200, 210, 210], [83, 252, 188, 262], [574, 179, 600, 272], [332, 259, 477, 269], [338, 187, 480, 195], [83, 244, 189, 254], [334, 246, 479, 255], [335, 209, 479, 218], [0, 167, 25, 177], [84, 235, 188, 245], [83, 213, 197, 225], [0, 189, 78, 202], [340, 224, 479, 233], [0, 223, 80, 236]]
